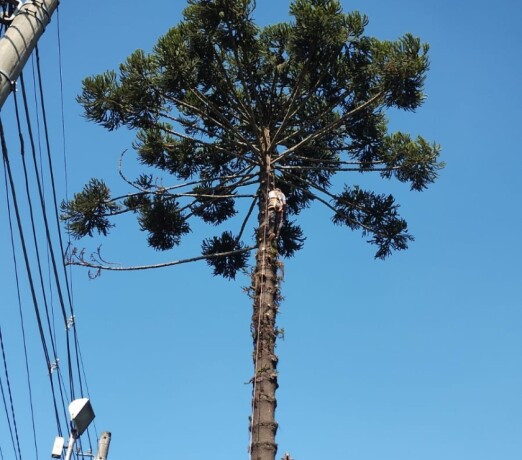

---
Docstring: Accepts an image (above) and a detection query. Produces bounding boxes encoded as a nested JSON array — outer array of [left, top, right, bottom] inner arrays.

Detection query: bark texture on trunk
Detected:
[[249, 167, 281, 460]]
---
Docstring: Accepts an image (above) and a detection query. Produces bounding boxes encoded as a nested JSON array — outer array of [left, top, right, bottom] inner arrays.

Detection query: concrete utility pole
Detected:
[[95, 431, 112, 460], [0, 0, 60, 109]]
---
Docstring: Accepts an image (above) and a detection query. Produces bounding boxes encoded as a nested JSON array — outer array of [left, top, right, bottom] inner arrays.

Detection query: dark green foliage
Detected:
[[277, 221, 305, 258], [137, 196, 191, 250], [65, 0, 443, 277], [201, 231, 249, 279], [332, 186, 413, 259], [61, 179, 120, 238], [191, 185, 237, 225]]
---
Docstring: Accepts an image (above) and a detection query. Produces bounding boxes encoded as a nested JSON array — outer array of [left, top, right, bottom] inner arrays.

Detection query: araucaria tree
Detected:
[[62, 1, 442, 459]]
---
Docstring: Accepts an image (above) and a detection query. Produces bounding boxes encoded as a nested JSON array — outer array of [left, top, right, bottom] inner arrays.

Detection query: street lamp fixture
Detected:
[[51, 398, 95, 460]]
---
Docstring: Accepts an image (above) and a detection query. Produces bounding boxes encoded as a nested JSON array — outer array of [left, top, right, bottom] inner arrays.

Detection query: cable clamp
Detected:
[[49, 359, 60, 374], [66, 315, 75, 330], [30, 0, 50, 20]]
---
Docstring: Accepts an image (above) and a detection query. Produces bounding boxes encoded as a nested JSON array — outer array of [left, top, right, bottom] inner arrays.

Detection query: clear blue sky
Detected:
[[1, 1, 521, 459]]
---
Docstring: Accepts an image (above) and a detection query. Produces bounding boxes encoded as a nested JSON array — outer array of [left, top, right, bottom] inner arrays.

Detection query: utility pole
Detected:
[[0, 0, 60, 109], [95, 431, 111, 460]]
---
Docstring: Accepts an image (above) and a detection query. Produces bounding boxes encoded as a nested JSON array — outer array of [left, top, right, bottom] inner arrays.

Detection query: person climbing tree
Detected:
[[267, 188, 286, 239]]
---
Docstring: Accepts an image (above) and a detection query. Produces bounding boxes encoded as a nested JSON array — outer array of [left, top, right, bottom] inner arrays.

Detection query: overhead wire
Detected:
[[0, 4, 97, 457], [18, 68, 77, 440], [34, 48, 95, 447], [0, 327, 23, 460], [55, 8, 99, 445], [34, 23, 96, 450], [0, 363, 19, 460], [30, 49, 76, 402], [0, 116, 65, 438], [18, 73, 72, 421], [55, 4, 77, 334], [4, 140, 40, 460], [14, 77, 61, 377]]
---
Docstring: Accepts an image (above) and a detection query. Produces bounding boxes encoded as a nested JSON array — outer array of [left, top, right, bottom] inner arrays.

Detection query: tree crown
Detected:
[[63, 0, 443, 278]]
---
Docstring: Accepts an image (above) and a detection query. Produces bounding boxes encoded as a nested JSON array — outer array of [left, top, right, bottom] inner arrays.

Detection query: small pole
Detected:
[[95, 432, 111, 460]]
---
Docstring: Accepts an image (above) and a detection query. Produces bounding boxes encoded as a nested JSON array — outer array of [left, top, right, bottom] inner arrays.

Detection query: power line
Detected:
[[33, 34, 97, 451], [0, 327, 22, 460], [4, 145, 40, 460], [14, 77, 61, 367], [1, 7, 98, 457], [0, 115, 65, 437]]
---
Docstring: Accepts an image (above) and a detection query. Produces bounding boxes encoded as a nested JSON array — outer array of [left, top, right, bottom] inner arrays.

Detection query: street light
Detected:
[[52, 398, 95, 460], [69, 398, 95, 436]]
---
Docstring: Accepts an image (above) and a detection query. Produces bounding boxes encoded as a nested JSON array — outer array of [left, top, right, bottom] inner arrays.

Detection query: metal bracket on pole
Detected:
[[0, 68, 15, 91], [0, 0, 22, 25]]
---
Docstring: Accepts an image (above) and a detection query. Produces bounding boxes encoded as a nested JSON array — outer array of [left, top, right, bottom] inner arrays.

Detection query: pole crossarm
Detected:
[[0, 0, 60, 109]]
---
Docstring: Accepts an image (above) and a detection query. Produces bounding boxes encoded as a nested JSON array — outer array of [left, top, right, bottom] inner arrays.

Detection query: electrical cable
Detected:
[[4, 145, 40, 460], [31, 49, 95, 454], [0, 366, 19, 460], [0, 10, 97, 458], [0, 327, 23, 460], [14, 79, 61, 370], [20, 68, 74, 438], [19, 69, 75, 403], [33, 46, 80, 401], [35, 36, 96, 455], [0, 116, 64, 437], [55, 3, 75, 313], [33, 37, 96, 453]]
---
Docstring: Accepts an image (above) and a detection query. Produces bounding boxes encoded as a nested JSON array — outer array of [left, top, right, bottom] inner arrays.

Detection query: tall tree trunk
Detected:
[[249, 160, 280, 460]]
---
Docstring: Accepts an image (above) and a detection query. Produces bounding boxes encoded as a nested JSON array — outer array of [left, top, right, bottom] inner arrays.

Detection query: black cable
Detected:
[[34, 45, 94, 456], [14, 80, 60, 367], [21, 72, 76, 438], [34, 46, 75, 316], [20, 70, 75, 401], [0, 327, 22, 460], [4, 145, 40, 460], [0, 116, 64, 436], [56, 3, 75, 319], [33, 47, 78, 400], [0, 367, 18, 460]]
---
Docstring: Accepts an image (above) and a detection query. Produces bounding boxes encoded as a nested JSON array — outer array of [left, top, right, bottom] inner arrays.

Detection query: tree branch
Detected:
[[238, 196, 257, 241], [272, 91, 385, 164], [66, 244, 257, 275]]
